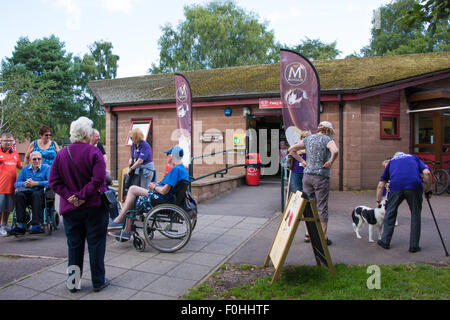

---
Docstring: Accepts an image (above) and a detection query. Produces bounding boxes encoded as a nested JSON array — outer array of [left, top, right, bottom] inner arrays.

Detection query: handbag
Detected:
[[67, 146, 115, 209], [285, 154, 294, 171]]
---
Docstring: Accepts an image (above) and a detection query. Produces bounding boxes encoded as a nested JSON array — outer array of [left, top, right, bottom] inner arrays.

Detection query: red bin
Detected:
[[245, 153, 261, 186]]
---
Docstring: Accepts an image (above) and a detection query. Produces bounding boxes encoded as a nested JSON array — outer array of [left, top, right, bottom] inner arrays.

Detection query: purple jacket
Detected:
[[49, 142, 107, 215]]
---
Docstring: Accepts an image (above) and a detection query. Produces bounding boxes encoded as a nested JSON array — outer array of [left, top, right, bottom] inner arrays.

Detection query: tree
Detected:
[[361, 0, 450, 56], [399, 0, 450, 35], [149, 0, 279, 73], [74, 41, 119, 133], [287, 38, 341, 60], [0, 66, 51, 142], [1, 35, 81, 136]]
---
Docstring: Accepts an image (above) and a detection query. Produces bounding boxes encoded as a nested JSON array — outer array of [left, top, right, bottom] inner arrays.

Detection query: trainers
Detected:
[[108, 230, 130, 241], [93, 278, 110, 292], [0, 226, 7, 236], [108, 221, 123, 231], [30, 225, 44, 234], [8, 226, 26, 236]]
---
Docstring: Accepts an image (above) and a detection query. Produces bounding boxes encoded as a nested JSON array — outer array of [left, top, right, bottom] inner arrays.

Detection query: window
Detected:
[[126, 119, 152, 146], [380, 91, 400, 139]]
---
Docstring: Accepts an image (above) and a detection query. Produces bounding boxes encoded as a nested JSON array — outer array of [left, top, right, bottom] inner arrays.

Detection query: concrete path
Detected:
[[0, 178, 279, 300], [0, 179, 448, 300]]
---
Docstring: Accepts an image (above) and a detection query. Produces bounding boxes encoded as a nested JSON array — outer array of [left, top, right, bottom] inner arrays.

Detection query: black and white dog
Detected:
[[351, 197, 387, 242]]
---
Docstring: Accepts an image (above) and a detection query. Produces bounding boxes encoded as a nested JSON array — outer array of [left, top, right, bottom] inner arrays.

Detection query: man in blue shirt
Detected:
[[108, 145, 189, 240], [376, 152, 432, 253], [10, 151, 50, 235]]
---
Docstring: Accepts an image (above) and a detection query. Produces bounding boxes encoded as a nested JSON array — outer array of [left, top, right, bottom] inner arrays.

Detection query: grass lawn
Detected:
[[183, 263, 450, 300]]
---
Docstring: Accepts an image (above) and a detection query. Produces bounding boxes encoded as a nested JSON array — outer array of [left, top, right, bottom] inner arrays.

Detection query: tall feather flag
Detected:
[[175, 73, 193, 168], [280, 49, 320, 147]]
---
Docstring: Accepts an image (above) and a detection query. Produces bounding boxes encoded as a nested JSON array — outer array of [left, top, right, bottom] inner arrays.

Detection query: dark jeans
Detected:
[[381, 189, 423, 248], [63, 206, 108, 288], [289, 171, 304, 194], [15, 189, 44, 226]]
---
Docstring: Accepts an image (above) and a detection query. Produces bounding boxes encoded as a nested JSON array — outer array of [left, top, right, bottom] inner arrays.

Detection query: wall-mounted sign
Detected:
[[259, 98, 282, 109], [199, 131, 223, 143], [233, 133, 246, 150]]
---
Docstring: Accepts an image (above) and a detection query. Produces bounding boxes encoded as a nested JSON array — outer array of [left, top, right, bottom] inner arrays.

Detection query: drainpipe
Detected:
[[338, 94, 344, 191], [108, 106, 118, 180]]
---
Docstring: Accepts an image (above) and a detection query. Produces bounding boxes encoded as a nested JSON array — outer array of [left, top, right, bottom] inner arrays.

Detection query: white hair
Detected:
[[91, 129, 100, 136], [30, 151, 42, 159], [70, 117, 93, 143]]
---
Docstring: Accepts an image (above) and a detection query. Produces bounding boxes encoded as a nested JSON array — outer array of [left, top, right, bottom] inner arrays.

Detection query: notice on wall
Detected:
[[233, 133, 246, 150]]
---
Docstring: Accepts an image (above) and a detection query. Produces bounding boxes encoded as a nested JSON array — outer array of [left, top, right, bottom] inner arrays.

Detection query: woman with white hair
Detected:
[[108, 145, 189, 240], [49, 116, 110, 293]]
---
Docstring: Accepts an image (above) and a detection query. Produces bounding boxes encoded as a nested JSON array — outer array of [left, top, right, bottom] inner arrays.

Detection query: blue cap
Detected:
[[163, 147, 173, 154], [171, 145, 184, 158]]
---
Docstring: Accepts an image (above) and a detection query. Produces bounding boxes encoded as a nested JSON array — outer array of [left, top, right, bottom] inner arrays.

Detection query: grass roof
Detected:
[[89, 52, 450, 106]]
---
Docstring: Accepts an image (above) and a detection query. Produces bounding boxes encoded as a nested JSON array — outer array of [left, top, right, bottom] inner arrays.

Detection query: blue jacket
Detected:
[[14, 164, 50, 192]]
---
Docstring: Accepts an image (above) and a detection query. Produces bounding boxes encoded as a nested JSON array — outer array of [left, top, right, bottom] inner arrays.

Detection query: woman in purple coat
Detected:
[[49, 117, 109, 293]]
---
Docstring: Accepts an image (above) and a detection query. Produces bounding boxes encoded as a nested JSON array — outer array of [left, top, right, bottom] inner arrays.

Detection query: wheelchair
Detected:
[[119, 180, 197, 253], [10, 187, 60, 236]]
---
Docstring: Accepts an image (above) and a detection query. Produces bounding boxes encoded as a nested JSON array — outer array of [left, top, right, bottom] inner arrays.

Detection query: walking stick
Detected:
[[426, 197, 449, 257]]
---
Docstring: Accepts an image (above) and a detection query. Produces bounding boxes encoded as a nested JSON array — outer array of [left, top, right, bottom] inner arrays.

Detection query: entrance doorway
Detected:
[[412, 108, 450, 170], [247, 114, 284, 176]]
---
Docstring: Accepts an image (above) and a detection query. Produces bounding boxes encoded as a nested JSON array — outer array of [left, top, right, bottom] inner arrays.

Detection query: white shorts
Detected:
[[0, 194, 15, 212]]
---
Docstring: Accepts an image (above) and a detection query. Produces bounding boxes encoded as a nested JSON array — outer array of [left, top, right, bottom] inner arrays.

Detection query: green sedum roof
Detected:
[[89, 52, 450, 106]]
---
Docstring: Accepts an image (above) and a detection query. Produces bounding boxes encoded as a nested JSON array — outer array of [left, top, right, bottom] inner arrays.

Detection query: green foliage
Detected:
[[149, 0, 280, 74], [361, 0, 450, 57], [287, 38, 341, 61], [2, 35, 80, 140], [1, 36, 119, 141], [183, 263, 450, 300], [0, 67, 51, 142], [73, 41, 119, 132], [399, 0, 450, 35]]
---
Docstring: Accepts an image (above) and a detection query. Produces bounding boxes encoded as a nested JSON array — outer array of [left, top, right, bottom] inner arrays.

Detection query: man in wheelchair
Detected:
[[9, 151, 51, 235], [108, 145, 189, 240]]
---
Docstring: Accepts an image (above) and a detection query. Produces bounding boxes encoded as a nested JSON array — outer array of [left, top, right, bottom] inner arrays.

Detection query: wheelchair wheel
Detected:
[[143, 204, 192, 253], [133, 235, 146, 252]]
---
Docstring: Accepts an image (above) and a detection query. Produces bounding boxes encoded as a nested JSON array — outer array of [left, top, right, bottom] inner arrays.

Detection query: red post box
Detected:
[[245, 153, 261, 186]]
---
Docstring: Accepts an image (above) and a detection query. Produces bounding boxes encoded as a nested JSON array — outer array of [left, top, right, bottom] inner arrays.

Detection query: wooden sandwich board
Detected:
[[264, 191, 335, 283]]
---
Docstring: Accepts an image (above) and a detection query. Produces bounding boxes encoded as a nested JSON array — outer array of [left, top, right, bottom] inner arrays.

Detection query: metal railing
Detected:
[[188, 149, 246, 190]]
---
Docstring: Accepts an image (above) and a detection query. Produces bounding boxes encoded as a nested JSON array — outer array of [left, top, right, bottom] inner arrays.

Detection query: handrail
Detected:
[[188, 149, 246, 189]]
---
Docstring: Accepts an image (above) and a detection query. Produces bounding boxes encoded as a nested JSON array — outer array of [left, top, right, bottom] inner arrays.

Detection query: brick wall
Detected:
[[106, 105, 247, 182]]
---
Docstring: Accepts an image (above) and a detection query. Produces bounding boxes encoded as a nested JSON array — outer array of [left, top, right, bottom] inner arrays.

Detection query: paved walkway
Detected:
[[0, 180, 448, 300]]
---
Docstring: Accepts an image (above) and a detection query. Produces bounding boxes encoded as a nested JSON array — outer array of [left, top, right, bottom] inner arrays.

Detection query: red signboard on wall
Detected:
[[259, 98, 282, 109]]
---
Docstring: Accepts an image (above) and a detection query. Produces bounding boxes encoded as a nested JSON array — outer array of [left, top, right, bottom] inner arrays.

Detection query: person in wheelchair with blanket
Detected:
[[9, 151, 51, 235], [108, 145, 189, 241]]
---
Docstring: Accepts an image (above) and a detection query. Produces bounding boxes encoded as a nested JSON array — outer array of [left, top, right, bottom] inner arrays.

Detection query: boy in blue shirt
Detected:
[[376, 152, 432, 253], [108, 145, 189, 240]]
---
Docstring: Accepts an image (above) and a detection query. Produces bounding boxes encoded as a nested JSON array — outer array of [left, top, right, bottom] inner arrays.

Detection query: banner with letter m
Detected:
[[280, 49, 320, 146], [175, 73, 193, 167]]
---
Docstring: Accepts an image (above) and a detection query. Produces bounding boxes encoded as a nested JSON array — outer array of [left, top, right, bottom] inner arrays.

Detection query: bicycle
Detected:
[[421, 159, 449, 195]]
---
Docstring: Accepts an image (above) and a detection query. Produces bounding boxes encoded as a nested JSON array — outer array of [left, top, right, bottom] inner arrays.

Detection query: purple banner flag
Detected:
[[280, 49, 320, 146], [175, 73, 192, 166]]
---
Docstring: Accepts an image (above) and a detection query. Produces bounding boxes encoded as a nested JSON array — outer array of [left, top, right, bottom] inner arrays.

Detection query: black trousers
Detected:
[[63, 206, 108, 289], [15, 189, 44, 225]]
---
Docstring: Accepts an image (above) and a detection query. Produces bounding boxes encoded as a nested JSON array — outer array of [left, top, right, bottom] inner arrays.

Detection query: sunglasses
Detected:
[[44, 134, 52, 137], [31, 158, 42, 161]]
